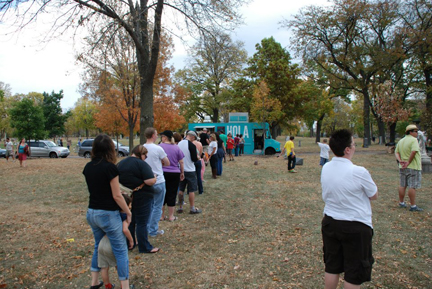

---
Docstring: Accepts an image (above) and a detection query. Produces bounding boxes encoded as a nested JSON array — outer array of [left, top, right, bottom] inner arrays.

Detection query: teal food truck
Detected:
[[188, 120, 281, 155]]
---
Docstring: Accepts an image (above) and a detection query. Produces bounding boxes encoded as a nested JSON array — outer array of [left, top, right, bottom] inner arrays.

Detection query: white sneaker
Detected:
[[150, 230, 164, 237]]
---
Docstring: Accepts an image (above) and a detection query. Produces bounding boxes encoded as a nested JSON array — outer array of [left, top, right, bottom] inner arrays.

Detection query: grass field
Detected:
[[0, 137, 431, 288]]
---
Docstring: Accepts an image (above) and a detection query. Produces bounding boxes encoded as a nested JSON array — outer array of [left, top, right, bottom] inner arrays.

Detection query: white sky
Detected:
[[0, 0, 329, 111]]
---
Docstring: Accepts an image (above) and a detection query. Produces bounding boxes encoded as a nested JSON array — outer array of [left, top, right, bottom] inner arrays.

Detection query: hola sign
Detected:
[[226, 125, 250, 139]]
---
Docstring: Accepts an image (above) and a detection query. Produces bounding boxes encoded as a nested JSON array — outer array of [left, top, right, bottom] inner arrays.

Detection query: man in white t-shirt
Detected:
[[5, 137, 15, 161], [177, 131, 202, 214], [317, 139, 330, 166], [321, 129, 378, 289], [144, 127, 170, 237]]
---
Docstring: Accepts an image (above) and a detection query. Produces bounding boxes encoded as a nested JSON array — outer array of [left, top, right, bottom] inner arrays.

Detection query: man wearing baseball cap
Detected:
[[395, 124, 423, 212]]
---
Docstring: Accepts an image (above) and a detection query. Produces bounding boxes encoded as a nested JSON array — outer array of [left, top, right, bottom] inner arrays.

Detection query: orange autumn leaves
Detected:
[[94, 33, 186, 135]]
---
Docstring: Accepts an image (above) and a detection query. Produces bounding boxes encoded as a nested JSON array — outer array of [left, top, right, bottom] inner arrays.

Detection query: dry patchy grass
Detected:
[[0, 139, 431, 288]]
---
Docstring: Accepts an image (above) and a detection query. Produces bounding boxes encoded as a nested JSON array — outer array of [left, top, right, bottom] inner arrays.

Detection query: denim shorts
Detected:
[[399, 168, 422, 189], [320, 157, 329, 166], [179, 171, 198, 193]]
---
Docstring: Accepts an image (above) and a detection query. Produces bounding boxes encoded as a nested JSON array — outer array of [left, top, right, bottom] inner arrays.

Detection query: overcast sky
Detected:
[[0, 0, 329, 111]]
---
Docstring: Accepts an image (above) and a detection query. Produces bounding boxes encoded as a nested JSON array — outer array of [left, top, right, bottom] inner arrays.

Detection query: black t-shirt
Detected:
[[199, 133, 209, 147], [117, 156, 155, 194], [83, 158, 120, 211], [217, 138, 224, 149]]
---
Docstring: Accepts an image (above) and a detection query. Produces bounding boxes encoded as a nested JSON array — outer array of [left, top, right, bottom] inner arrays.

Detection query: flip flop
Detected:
[[168, 216, 178, 222], [146, 247, 160, 254]]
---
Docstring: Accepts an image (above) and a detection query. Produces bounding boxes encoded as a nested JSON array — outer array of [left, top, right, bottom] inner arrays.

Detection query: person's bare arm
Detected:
[[179, 159, 185, 181], [144, 176, 157, 186], [401, 151, 418, 169], [123, 221, 134, 249], [110, 176, 131, 224], [161, 156, 170, 167], [369, 191, 378, 200]]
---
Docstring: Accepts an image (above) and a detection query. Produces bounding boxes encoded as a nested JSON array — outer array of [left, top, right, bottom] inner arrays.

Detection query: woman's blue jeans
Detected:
[[129, 191, 154, 253], [216, 148, 224, 175], [86, 209, 129, 280], [147, 182, 166, 236]]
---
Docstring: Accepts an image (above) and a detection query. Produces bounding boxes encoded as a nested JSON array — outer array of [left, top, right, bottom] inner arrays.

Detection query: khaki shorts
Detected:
[[98, 235, 117, 268], [399, 168, 422, 189]]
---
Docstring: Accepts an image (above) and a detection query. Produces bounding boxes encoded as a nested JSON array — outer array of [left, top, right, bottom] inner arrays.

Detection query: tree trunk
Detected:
[[128, 123, 135, 151], [85, 128, 89, 138], [212, 107, 219, 123], [139, 80, 154, 143], [138, 0, 164, 144], [315, 113, 325, 143], [362, 89, 371, 147], [271, 124, 279, 140], [389, 122, 396, 143], [424, 67, 432, 136], [377, 118, 386, 145]]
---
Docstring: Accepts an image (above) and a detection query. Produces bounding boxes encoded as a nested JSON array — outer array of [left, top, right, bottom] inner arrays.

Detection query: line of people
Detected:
[[83, 128, 244, 289]]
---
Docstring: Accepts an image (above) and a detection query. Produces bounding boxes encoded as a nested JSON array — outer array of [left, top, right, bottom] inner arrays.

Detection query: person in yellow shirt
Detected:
[[278, 136, 297, 173], [395, 124, 423, 212]]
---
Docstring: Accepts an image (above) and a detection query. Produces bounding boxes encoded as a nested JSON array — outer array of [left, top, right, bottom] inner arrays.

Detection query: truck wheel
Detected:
[[84, 152, 91, 158], [49, 152, 58, 158], [118, 152, 125, 157], [265, 147, 276, 155]]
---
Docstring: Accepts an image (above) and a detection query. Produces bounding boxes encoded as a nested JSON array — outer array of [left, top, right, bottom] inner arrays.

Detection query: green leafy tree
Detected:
[[0, 82, 13, 139], [175, 31, 247, 122], [401, 0, 432, 135], [9, 97, 45, 140], [246, 37, 304, 138], [73, 98, 97, 138], [43, 90, 66, 139], [287, 0, 408, 147]]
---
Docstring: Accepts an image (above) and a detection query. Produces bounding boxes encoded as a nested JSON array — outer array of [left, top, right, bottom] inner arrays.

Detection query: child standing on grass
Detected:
[[97, 194, 134, 289], [317, 139, 330, 166]]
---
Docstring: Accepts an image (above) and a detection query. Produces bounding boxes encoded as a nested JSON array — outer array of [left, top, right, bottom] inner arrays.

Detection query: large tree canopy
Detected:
[[246, 37, 304, 138], [1, 0, 248, 142], [287, 0, 408, 146], [9, 97, 45, 140], [175, 31, 247, 123]]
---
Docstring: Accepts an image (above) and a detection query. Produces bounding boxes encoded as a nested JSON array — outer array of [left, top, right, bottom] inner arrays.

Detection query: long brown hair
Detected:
[[91, 134, 117, 164]]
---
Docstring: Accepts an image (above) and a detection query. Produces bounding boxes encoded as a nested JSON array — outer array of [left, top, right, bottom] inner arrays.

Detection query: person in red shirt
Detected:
[[226, 133, 235, 161]]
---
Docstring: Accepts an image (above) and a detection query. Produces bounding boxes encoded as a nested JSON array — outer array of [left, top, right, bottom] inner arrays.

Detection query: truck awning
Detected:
[[193, 126, 215, 129]]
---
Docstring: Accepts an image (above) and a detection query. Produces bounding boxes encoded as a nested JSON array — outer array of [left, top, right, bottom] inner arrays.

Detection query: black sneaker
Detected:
[[90, 282, 103, 289], [409, 206, 423, 212]]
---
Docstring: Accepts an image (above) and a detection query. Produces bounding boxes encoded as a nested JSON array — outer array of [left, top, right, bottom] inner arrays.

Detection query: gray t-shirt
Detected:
[[6, 141, 13, 151]]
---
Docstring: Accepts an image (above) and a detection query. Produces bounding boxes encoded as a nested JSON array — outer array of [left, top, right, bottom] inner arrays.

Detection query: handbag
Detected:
[[24, 145, 30, 156], [119, 182, 145, 197]]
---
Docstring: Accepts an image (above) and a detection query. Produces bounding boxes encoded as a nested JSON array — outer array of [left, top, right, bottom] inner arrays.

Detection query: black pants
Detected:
[[288, 154, 296, 170]]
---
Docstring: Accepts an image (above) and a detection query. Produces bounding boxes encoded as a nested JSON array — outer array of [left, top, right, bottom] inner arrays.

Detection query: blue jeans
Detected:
[[129, 191, 154, 253], [86, 209, 129, 280], [148, 182, 166, 236], [235, 146, 239, 156], [216, 148, 224, 175], [194, 160, 203, 194]]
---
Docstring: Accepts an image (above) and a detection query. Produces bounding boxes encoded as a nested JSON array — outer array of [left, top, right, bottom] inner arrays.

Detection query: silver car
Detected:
[[78, 139, 129, 158], [28, 140, 70, 158]]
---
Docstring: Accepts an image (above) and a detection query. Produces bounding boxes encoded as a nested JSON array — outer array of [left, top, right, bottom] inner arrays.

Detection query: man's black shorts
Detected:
[[321, 215, 374, 285]]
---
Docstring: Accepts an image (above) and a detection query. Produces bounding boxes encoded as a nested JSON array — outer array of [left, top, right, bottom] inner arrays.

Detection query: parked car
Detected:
[[0, 148, 6, 158], [27, 140, 70, 158], [78, 139, 129, 158]]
